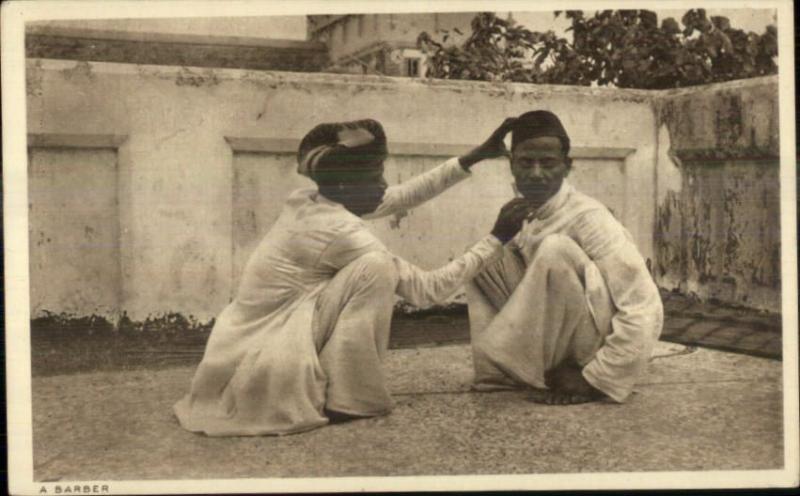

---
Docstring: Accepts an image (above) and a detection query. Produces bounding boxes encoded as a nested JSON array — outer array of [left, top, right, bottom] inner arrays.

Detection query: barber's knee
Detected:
[[349, 251, 398, 290], [352, 250, 394, 270]]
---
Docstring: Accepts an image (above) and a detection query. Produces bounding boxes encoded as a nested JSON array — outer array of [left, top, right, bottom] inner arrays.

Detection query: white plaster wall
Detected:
[[28, 148, 121, 318], [26, 59, 657, 321]]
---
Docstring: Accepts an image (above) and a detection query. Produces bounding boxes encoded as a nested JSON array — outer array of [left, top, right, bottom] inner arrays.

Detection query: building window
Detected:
[[405, 57, 421, 77], [357, 15, 364, 36], [341, 18, 348, 43], [333, 24, 342, 45]]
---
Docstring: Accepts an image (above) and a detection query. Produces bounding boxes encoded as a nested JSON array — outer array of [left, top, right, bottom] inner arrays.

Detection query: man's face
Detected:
[[316, 161, 388, 216], [511, 136, 571, 205]]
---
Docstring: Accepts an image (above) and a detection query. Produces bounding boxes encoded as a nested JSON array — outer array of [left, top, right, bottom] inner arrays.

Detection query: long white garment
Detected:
[[174, 158, 503, 436], [468, 234, 615, 391], [468, 181, 664, 402]]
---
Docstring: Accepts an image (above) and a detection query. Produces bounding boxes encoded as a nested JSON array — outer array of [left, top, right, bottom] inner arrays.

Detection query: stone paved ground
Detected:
[[391, 292, 783, 359], [32, 341, 784, 481], [658, 291, 782, 358]]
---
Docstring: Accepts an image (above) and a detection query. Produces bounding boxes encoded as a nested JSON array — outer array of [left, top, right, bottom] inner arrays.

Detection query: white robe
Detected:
[[468, 181, 664, 402], [174, 158, 503, 436]]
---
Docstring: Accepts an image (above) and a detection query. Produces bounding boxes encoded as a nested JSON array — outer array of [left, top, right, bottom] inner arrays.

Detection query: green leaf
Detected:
[[719, 32, 734, 54], [422, 9, 778, 86], [662, 17, 680, 34], [711, 16, 731, 31], [641, 10, 658, 29]]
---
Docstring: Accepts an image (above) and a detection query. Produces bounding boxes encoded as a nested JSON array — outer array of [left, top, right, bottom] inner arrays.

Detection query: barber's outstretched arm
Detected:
[[364, 118, 517, 220], [394, 198, 532, 308]]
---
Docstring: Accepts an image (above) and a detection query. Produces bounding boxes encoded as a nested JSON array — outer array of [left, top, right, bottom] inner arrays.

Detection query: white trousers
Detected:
[[467, 234, 614, 390], [313, 250, 399, 416], [174, 251, 399, 436]]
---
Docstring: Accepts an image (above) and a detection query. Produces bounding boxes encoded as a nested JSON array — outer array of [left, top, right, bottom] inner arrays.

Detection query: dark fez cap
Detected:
[[511, 110, 571, 154]]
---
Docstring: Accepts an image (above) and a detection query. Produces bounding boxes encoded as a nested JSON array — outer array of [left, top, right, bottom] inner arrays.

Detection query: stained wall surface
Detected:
[[26, 57, 779, 322], [654, 77, 781, 312], [26, 59, 658, 321]]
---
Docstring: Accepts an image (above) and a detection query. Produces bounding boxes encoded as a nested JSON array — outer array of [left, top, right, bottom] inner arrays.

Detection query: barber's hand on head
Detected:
[[490, 198, 532, 244], [459, 117, 517, 170]]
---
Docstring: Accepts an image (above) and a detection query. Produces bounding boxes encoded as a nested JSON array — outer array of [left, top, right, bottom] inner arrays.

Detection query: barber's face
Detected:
[[511, 136, 571, 206], [316, 162, 388, 216]]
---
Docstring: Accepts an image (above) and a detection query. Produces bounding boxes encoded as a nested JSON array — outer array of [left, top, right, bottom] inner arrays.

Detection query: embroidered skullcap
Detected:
[[297, 119, 388, 179], [511, 110, 571, 154]]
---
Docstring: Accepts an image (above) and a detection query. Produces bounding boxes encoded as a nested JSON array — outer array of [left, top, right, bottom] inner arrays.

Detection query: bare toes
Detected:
[[526, 389, 551, 404]]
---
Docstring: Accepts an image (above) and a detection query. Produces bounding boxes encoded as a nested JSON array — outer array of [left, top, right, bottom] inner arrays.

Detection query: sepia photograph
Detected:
[[3, 0, 798, 493]]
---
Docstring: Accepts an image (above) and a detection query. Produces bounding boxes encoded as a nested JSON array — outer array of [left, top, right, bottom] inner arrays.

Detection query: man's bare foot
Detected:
[[526, 361, 605, 405], [527, 388, 602, 405]]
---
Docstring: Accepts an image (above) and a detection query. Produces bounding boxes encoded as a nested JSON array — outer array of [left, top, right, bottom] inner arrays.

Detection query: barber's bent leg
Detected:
[[313, 251, 399, 420]]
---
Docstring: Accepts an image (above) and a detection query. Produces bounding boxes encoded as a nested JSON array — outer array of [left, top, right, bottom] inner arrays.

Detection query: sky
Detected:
[[37, 9, 777, 40], [513, 9, 776, 36]]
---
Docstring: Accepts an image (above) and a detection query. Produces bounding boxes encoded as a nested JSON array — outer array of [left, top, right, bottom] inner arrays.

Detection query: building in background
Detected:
[[25, 21, 329, 73], [27, 10, 775, 77], [307, 13, 476, 76], [22, 11, 783, 322], [27, 13, 479, 76]]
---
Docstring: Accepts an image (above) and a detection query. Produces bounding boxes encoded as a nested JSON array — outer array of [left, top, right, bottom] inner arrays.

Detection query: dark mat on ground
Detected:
[[390, 292, 783, 359], [29, 291, 782, 377], [657, 291, 782, 359]]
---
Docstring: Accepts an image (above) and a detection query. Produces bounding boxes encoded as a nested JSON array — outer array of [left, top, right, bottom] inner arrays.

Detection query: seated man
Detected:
[[467, 110, 664, 405], [174, 118, 529, 436]]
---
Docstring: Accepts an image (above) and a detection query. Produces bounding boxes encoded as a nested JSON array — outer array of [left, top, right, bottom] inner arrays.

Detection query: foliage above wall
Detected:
[[417, 9, 778, 89]]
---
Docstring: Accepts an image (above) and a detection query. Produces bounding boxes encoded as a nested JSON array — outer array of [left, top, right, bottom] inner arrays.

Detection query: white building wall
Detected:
[[26, 58, 660, 322]]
